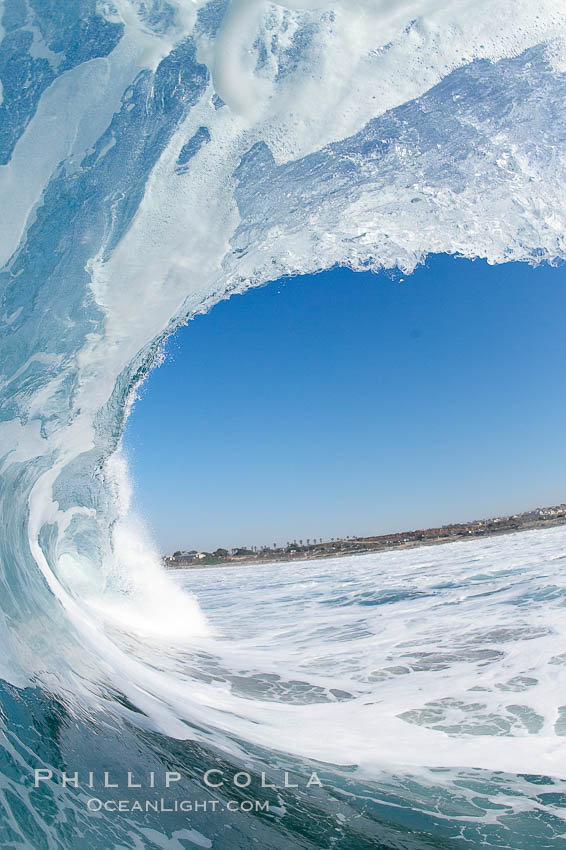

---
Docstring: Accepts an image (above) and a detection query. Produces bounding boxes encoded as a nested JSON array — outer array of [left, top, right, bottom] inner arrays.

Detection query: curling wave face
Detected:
[[1, 1, 566, 847]]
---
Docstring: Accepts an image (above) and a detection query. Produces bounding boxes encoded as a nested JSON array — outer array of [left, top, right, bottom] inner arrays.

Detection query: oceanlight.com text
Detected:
[[86, 798, 271, 814]]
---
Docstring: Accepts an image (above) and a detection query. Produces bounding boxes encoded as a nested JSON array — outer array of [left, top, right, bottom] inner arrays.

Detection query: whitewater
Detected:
[[1, 0, 566, 847]]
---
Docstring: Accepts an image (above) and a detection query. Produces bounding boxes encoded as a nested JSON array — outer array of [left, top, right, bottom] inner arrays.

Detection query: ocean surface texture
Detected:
[[1, 1, 566, 848]]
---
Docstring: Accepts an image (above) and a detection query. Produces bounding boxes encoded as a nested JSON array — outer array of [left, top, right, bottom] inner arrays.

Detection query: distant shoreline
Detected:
[[164, 504, 566, 570]]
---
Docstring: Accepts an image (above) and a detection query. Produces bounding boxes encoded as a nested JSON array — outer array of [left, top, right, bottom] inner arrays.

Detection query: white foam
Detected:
[[146, 526, 566, 777], [200, 0, 566, 160]]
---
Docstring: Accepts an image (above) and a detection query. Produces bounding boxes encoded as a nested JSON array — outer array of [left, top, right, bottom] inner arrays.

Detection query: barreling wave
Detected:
[[1, 1, 566, 847]]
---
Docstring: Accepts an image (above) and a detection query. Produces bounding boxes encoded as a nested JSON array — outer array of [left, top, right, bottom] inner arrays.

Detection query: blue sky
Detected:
[[123, 255, 566, 553]]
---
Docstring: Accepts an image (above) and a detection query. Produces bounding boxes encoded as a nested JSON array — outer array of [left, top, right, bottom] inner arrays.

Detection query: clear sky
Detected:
[[123, 254, 566, 554]]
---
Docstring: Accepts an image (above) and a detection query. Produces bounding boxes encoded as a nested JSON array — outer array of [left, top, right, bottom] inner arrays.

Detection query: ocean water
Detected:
[[1, 1, 566, 847]]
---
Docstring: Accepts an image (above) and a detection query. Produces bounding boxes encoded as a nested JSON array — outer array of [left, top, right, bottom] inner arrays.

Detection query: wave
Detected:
[[1, 1, 566, 847]]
